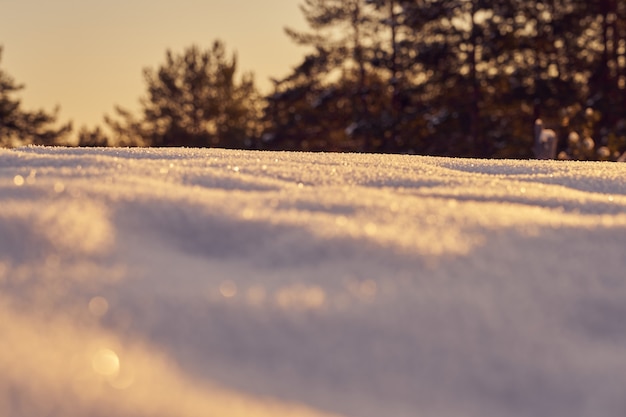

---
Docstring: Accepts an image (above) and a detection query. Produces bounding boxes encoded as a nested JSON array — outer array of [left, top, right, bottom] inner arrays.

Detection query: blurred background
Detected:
[[1, 0, 625, 160]]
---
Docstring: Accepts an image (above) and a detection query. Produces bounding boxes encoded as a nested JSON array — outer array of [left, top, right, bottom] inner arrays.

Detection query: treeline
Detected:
[[2, 0, 626, 160]]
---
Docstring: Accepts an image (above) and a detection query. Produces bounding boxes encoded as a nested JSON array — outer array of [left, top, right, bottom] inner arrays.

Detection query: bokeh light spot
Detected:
[[304, 286, 326, 308], [88, 296, 109, 317], [92, 348, 120, 376], [364, 222, 378, 236], [335, 216, 348, 226], [220, 280, 238, 298], [242, 208, 255, 219]]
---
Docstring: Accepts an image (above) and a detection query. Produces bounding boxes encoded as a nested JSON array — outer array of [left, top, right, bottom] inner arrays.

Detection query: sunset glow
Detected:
[[0, 0, 307, 128]]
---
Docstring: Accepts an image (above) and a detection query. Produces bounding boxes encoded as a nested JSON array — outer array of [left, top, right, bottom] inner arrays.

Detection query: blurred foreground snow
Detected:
[[1, 147, 626, 417]]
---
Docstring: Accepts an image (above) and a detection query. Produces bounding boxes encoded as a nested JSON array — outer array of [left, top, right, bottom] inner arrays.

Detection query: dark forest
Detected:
[[2, 0, 626, 160]]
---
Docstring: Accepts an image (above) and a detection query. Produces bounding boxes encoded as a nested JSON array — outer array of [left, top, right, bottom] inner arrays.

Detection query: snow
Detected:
[[1, 146, 626, 417]]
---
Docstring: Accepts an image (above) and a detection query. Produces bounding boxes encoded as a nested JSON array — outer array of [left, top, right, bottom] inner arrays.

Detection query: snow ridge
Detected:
[[1, 147, 626, 417]]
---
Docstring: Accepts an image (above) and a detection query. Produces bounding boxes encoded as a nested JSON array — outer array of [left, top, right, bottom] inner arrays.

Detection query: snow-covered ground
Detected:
[[1, 146, 626, 417]]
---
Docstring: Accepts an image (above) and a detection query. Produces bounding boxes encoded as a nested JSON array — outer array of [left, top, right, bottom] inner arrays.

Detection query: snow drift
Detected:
[[1, 146, 626, 417]]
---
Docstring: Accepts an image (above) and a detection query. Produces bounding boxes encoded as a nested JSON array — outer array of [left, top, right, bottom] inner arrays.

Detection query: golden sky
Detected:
[[0, 0, 307, 129]]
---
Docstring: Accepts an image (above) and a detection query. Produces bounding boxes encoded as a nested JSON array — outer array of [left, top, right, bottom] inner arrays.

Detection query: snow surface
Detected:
[[1, 146, 626, 417]]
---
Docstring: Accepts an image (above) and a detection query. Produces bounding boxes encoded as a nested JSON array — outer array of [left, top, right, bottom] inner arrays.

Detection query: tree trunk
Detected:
[[469, 1, 482, 157], [388, 0, 399, 152]]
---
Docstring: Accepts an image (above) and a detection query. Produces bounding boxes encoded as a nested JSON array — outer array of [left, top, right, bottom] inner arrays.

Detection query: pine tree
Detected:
[[266, 0, 388, 151], [267, 0, 626, 159], [77, 125, 109, 147], [106, 41, 260, 148]]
